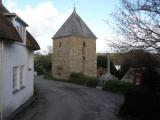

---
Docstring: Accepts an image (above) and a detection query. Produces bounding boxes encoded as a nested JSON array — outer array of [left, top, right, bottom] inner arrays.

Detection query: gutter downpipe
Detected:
[[0, 39, 3, 120]]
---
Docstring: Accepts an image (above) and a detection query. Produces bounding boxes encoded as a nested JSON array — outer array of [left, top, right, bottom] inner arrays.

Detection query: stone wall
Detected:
[[52, 36, 97, 80]]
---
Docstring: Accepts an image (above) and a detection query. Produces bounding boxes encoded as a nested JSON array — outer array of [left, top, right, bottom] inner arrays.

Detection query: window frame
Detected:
[[20, 65, 25, 89], [13, 66, 20, 93]]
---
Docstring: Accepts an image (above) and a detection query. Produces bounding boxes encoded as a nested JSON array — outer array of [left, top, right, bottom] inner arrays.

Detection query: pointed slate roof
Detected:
[[53, 9, 97, 39]]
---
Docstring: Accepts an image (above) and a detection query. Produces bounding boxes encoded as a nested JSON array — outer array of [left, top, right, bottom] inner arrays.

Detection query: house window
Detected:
[[59, 42, 62, 48], [13, 66, 20, 93], [20, 65, 25, 88]]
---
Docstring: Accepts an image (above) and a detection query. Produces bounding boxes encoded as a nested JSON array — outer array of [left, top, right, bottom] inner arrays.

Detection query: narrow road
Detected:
[[16, 77, 124, 120]]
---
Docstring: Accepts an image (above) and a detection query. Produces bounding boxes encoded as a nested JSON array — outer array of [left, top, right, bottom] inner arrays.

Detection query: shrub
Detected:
[[34, 53, 52, 75], [69, 73, 97, 87], [118, 49, 160, 79], [120, 87, 160, 119], [33, 86, 38, 96], [85, 77, 97, 87], [69, 73, 86, 85], [103, 80, 134, 93], [44, 71, 54, 80]]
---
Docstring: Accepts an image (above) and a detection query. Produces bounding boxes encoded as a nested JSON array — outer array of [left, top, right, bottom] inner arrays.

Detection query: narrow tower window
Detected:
[[83, 42, 86, 47], [59, 42, 62, 48], [83, 56, 85, 60]]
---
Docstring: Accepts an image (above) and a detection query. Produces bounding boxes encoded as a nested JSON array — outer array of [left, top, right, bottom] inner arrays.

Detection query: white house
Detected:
[[0, 1, 40, 119]]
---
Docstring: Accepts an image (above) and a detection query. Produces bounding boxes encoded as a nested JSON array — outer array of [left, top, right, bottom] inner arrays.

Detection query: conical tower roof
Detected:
[[53, 9, 97, 39]]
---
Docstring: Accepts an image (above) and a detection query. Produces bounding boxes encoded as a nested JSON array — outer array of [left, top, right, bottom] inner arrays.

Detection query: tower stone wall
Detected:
[[52, 9, 97, 80], [52, 36, 97, 80]]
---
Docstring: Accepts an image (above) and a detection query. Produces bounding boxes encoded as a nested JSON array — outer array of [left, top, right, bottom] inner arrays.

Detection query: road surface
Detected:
[[14, 77, 124, 120]]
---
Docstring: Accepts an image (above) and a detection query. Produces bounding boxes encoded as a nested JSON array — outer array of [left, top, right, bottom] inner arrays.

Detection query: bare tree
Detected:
[[112, 0, 160, 52]]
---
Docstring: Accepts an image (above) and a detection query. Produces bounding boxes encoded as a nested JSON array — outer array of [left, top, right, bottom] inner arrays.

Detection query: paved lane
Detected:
[[15, 77, 124, 120]]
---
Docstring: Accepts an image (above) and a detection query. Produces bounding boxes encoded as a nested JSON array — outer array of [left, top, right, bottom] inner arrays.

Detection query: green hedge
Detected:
[[85, 77, 97, 87], [103, 80, 134, 93], [120, 87, 160, 119], [44, 71, 54, 80], [69, 73, 86, 84], [69, 73, 97, 87]]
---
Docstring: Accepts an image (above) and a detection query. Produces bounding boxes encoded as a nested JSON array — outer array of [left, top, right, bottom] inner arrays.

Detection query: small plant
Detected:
[[69, 73, 86, 85], [69, 73, 97, 87], [103, 80, 134, 94], [44, 71, 54, 80], [85, 77, 97, 87], [33, 86, 38, 96]]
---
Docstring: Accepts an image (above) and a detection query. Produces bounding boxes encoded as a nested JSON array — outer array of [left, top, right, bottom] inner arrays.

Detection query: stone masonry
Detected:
[[52, 9, 97, 80]]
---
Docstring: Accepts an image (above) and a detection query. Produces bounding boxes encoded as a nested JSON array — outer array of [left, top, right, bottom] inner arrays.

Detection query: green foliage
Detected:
[[103, 80, 134, 94], [33, 86, 38, 96], [69, 73, 86, 85], [117, 49, 160, 79], [120, 87, 160, 119], [34, 53, 52, 75], [69, 73, 97, 87], [143, 68, 160, 91], [44, 71, 54, 80], [85, 77, 97, 87]]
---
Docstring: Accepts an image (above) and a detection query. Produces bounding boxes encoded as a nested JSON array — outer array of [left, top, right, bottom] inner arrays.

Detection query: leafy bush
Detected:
[[143, 68, 160, 91], [69, 73, 97, 87], [69, 73, 86, 85], [103, 80, 134, 93], [117, 49, 160, 79], [34, 53, 52, 75], [120, 87, 160, 119], [44, 71, 54, 80], [33, 86, 38, 96], [85, 77, 97, 87]]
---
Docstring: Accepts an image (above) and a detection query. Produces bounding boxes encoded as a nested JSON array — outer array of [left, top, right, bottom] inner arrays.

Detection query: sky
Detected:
[[3, 0, 119, 54]]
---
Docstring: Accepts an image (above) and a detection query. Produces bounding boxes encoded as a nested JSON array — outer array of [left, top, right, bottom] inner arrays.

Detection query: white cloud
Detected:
[[5, 1, 70, 53], [4, 0, 111, 53]]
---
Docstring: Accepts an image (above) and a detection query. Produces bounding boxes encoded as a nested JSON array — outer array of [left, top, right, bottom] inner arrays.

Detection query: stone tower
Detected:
[[52, 8, 97, 80]]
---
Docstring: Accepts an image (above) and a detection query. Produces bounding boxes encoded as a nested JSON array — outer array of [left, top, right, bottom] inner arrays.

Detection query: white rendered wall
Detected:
[[2, 41, 34, 117], [0, 40, 4, 119]]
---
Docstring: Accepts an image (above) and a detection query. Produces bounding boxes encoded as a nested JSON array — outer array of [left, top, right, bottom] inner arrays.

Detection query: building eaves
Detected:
[[26, 31, 40, 50]]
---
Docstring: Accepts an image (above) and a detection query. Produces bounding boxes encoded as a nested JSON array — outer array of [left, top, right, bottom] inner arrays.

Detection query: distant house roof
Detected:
[[0, 5, 40, 50], [53, 9, 97, 39]]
